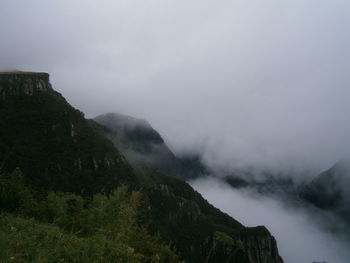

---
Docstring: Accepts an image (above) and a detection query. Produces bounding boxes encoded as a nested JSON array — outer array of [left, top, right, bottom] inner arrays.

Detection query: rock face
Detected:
[[201, 226, 283, 263], [0, 72, 53, 99], [240, 227, 283, 263]]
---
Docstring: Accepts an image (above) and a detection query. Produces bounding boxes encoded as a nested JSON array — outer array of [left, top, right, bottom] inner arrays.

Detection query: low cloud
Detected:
[[191, 177, 350, 263]]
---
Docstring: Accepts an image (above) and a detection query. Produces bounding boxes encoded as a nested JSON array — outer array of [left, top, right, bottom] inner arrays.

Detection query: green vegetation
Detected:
[[214, 232, 234, 246], [0, 169, 180, 263]]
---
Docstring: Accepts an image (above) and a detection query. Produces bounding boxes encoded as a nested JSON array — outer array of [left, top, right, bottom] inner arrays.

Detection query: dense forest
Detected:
[[0, 168, 182, 262]]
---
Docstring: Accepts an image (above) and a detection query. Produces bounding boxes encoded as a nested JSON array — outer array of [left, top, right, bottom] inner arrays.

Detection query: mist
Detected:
[[1, 0, 350, 174], [191, 177, 350, 263]]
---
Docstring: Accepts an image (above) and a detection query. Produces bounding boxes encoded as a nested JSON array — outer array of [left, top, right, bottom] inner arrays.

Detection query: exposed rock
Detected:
[[0, 72, 53, 99], [240, 226, 283, 263]]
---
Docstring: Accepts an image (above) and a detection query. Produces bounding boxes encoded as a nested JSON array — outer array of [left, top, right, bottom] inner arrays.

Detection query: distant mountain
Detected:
[[0, 72, 283, 263], [226, 175, 297, 197], [300, 160, 350, 224], [94, 113, 208, 180]]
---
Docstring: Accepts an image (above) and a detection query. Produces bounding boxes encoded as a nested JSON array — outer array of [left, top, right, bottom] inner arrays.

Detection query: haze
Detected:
[[1, 0, 350, 173]]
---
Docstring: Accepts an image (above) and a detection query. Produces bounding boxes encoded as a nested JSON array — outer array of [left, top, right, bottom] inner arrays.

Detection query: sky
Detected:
[[1, 0, 350, 174]]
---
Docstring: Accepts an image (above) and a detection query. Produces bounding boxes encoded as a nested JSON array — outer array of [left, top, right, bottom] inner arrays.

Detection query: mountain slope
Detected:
[[94, 113, 208, 180], [0, 72, 283, 263], [94, 113, 283, 263], [0, 72, 135, 195]]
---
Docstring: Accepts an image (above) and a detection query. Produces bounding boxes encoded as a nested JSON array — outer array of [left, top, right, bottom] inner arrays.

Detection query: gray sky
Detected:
[[1, 0, 350, 174]]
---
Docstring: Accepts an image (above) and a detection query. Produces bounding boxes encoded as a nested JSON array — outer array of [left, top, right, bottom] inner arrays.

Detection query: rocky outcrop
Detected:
[[0, 72, 53, 99], [201, 227, 283, 263], [240, 226, 283, 263]]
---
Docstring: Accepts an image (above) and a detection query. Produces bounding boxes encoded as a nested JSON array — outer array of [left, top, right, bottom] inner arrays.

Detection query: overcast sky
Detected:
[[1, 0, 350, 174]]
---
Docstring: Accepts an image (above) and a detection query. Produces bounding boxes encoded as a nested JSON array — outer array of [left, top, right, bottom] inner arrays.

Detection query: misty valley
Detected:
[[0, 72, 349, 263]]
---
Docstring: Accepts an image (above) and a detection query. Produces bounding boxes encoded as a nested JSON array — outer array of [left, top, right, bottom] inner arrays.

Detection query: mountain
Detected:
[[94, 113, 208, 180], [0, 72, 283, 263], [300, 160, 350, 224], [0, 72, 135, 195]]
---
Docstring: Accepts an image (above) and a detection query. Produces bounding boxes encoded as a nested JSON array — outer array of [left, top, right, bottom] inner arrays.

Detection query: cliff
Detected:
[[0, 72, 53, 98]]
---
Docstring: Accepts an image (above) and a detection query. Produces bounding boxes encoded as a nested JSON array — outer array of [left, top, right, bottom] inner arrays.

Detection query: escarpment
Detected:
[[0, 72, 53, 98], [0, 71, 284, 263]]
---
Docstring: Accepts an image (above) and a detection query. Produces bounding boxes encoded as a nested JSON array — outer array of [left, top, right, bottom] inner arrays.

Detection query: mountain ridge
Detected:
[[0, 72, 283, 263]]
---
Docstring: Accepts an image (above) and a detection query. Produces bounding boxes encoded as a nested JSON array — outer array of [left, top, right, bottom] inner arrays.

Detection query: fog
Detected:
[[1, 0, 350, 174], [191, 177, 350, 263]]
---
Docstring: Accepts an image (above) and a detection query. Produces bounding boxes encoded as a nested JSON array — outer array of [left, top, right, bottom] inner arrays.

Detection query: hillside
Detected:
[[0, 72, 283, 263]]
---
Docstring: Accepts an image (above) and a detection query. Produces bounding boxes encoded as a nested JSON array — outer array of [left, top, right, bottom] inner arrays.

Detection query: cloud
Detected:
[[191, 177, 350, 263], [1, 0, 350, 173]]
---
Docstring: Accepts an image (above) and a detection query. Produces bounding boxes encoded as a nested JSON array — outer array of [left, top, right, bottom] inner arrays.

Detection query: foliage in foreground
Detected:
[[0, 169, 181, 263]]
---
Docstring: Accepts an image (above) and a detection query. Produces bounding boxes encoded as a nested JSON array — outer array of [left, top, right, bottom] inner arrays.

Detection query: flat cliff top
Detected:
[[0, 71, 49, 76]]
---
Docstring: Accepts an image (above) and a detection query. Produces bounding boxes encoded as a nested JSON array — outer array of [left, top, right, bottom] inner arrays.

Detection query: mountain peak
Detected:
[[95, 112, 153, 132], [331, 159, 350, 173], [0, 71, 52, 99], [95, 112, 209, 180]]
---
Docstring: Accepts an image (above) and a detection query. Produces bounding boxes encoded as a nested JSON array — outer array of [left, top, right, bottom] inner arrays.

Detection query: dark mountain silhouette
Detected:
[[0, 72, 283, 263], [300, 160, 350, 225]]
